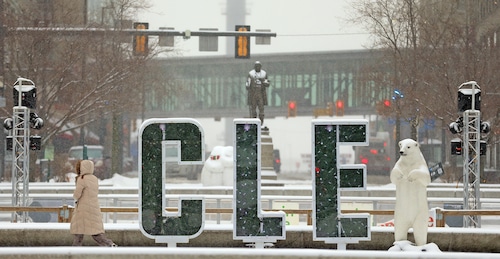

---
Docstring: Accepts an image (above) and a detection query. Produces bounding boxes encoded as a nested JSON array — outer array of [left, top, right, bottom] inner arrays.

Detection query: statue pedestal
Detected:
[[261, 127, 277, 181]]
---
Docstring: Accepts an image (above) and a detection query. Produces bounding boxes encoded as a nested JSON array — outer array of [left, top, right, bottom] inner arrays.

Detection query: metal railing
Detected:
[[2, 205, 500, 227]]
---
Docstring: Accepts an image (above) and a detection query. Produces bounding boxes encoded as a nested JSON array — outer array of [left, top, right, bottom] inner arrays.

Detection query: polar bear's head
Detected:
[[204, 146, 225, 173], [398, 138, 420, 157]]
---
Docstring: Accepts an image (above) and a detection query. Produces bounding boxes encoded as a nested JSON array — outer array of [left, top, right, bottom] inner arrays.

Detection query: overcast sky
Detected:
[[138, 0, 371, 57]]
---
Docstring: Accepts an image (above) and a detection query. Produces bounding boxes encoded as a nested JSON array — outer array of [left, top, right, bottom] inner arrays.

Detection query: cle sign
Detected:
[[139, 118, 371, 249]]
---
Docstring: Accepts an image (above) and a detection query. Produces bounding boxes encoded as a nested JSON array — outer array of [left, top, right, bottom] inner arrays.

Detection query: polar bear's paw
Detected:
[[388, 240, 442, 252]]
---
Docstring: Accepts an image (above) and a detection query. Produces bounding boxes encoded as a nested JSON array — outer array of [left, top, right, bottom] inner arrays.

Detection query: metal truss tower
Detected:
[[449, 81, 488, 228], [462, 109, 481, 228], [11, 106, 30, 222]]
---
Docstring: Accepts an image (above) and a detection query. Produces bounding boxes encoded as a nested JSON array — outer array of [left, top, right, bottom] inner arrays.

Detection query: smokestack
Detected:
[[226, 0, 246, 56]]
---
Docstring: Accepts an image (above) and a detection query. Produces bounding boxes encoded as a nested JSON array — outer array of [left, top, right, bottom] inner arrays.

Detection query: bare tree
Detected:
[[349, 0, 500, 180], [350, 0, 427, 141], [1, 0, 158, 181]]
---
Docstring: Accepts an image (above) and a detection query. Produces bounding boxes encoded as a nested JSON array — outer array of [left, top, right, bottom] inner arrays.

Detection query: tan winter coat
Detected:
[[70, 160, 105, 235]]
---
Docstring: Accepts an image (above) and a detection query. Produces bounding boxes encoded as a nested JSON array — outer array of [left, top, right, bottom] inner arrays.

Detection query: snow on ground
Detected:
[[101, 173, 139, 187], [0, 246, 499, 259]]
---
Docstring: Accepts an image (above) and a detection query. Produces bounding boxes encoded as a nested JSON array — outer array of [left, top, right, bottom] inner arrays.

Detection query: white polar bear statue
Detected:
[[201, 146, 233, 186], [390, 138, 431, 246]]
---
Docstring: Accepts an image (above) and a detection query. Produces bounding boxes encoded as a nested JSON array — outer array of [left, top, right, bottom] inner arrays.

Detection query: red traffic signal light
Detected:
[[288, 100, 297, 117], [235, 25, 250, 59], [133, 22, 149, 55], [336, 100, 344, 116], [29, 136, 42, 150], [376, 99, 392, 116], [451, 139, 462, 155], [336, 100, 344, 109]]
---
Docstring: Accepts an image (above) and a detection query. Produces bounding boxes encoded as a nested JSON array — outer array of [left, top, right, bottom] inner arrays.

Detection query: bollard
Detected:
[[58, 205, 72, 223], [435, 208, 445, 227]]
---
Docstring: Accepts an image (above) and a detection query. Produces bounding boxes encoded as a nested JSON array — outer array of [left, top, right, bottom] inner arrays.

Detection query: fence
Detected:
[[2, 205, 500, 227], [3, 182, 500, 226]]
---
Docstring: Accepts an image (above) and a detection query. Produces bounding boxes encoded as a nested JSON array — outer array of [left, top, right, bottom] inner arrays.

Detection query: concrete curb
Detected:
[[0, 224, 499, 252]]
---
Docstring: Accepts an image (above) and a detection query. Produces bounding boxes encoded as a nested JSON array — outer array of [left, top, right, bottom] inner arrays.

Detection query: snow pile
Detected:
[[101, 173, 138, 188]]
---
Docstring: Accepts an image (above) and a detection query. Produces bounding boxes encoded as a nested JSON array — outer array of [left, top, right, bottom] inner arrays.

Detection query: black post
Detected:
[[111, 112, 123, 177], [0, 0, 5, 180]]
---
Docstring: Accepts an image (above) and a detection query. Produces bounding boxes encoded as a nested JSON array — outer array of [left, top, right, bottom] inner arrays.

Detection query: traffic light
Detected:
[[29, 136, 42, 150], [235, 25, 250, 59], [451, 138, 462, 155], [287, 100, 297, 117], [133, 22, 149, 55], [6, 136, 12, 151], [336, 100, 344, 116], [480, 140, 487, 155], [376, 99, 391, 116], [327, 102, 334, 116]]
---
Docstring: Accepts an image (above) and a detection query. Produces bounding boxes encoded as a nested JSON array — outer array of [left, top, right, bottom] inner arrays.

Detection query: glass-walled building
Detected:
[[145, 50, 387, 118]]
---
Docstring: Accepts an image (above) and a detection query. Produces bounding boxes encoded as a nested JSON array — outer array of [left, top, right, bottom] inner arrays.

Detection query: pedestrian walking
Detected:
[[70, 160, 117, 247]]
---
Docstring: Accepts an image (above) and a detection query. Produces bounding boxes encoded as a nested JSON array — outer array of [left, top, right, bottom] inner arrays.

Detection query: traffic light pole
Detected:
[[6, 26, 277, 39], [6, 26, 276, 58]]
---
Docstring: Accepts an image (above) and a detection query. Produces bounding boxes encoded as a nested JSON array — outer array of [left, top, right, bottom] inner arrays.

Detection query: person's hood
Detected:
[[80, 160, 94, 176]]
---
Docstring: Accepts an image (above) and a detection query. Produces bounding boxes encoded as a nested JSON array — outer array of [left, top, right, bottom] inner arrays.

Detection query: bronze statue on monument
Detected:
[[245, 61, 270, 128]]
